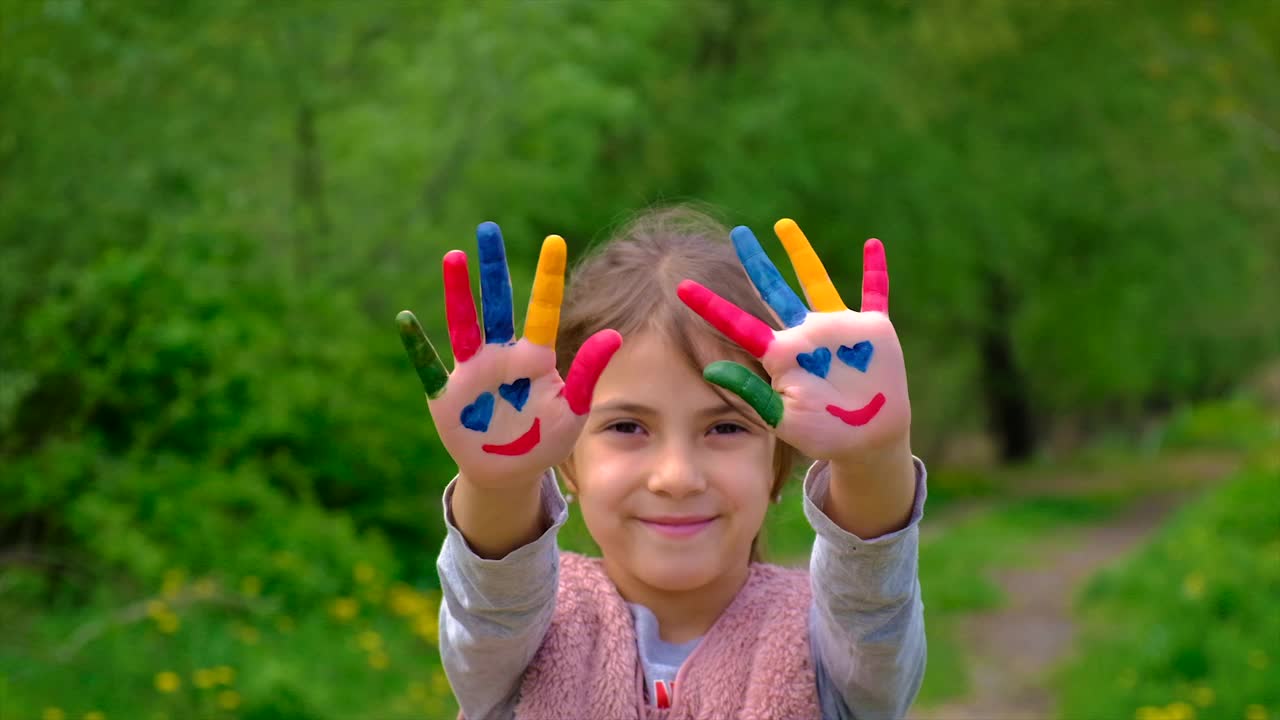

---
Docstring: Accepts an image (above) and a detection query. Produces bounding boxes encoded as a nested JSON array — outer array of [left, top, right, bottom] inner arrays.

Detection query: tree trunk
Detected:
[[979, 271, 1037, 461]]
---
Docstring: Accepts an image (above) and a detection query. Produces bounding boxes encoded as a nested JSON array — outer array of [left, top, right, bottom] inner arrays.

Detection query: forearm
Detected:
[[804, 458, 929, 719], [452, 470, 550, 559], [826, 437, 916, 539], [438, 472, 567, 720]]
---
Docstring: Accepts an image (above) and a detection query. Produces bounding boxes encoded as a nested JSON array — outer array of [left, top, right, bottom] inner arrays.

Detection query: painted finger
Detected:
[[703, 361, 783, 428], [562, 329, 623, 415], [443, 250, 482, 363], [676, 280, 774, 359], [730, 225, 808, 328], [477, 221, 515, 344], [774, 218, 847, 313], [524, 235, 566, 348], [396, 310, 449, 399], [861, 238, 889, 315]]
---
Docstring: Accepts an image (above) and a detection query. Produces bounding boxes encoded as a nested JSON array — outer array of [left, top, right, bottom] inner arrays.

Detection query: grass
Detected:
[[1055, 453, 1280, 720]]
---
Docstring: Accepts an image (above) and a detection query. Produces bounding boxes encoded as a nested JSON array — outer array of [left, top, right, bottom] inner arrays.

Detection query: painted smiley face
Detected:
[[459, 377, 542, 456], [795, 340, 886, 427]]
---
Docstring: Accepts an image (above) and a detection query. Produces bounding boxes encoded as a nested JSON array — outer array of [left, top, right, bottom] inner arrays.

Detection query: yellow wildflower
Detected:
[[154, 670, 181, 693], [431, 671, 451, 696], [330, 597, 359, 622], [214, 665, 236, 685], [42, 709, 66, 720], [1186, 10, 1216, 38], [1136, 707, 1166, 720], [1165, 701, 1195, 720], [409, 681, 428, 700], [192, 577, 218, 598], [1181, 572, 1205, 599], [368, 651, 389, 670], [240, 575, 262, 597], [358, 630, 383, 652], [162, 569, 185, 598], [217, 690, 242, 710], [83, 712, 106, 720], [390, 584, 425, 616], [236, 624, 261, 645], [1245, 705, 1268, 720], [1190, 686, 1214, 707], [1248, 649, 1269, 670], [414, 613, 439, 644], [156, 611, 180, 634], [194, 667, 218, 689], [145, 600, 168, 619], [354, 562, 377, 584]]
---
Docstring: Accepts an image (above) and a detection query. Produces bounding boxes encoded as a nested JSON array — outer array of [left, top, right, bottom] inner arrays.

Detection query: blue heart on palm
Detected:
[[837, 341, 874, 372], [499, 378, 531, 411], [796, 347, 832, 379], [460, 392, 495, 432]]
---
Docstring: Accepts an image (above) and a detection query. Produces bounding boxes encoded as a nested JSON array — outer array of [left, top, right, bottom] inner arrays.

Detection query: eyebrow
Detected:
[[593, 401, 742, 418]]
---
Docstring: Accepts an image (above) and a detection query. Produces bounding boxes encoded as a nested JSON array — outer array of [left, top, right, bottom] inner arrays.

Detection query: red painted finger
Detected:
[[861, 238, 889, 315], [563, 329, 623, 415], [443, 250, 483, 363], [676, 280, 775, 359]]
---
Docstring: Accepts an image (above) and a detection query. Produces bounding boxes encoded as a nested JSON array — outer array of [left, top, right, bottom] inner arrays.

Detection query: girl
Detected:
[[397, 207, 926, 720]]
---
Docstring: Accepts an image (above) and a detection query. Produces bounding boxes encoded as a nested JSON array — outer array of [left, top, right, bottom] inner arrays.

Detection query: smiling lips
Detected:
[[826, 392, 887, 426], [481, 418, 541, 456]]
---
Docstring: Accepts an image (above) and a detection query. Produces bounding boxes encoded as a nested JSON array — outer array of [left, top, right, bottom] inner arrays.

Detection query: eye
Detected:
[[709, 422, 748, 435], [836, 341, 874, 373], [605, 421, 644, 435]]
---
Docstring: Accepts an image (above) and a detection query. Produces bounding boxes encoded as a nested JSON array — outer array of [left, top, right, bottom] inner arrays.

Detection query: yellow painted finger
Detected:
[[774, 218, 847, 313], [524, 234, 567, 347]]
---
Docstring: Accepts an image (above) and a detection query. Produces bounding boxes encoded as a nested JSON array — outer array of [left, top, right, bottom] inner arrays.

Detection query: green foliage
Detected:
[[1, 0, 1278, 714], [1057, 457, 1280, 719]]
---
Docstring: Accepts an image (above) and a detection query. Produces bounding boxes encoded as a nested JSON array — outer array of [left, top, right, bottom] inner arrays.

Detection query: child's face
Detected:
[[566, 331, 777, 598]]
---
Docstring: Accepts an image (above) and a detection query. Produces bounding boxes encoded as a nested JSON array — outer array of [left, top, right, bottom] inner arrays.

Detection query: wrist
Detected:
[[829, 435, 913, 478]]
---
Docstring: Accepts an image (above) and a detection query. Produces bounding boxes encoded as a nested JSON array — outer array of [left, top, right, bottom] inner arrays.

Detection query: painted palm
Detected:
[[677, 219, 910, 461], [397, 222, 621, 486]]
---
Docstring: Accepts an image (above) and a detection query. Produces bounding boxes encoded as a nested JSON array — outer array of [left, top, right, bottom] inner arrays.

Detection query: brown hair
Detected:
[[555, 205, 801, 563]]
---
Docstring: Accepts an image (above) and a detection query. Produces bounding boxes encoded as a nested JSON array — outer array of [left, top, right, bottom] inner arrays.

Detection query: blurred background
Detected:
[[2, 1, 1278, 718]]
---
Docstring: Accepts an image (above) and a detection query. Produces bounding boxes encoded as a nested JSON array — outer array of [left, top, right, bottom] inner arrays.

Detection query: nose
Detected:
[[646, 437, 707, 499]]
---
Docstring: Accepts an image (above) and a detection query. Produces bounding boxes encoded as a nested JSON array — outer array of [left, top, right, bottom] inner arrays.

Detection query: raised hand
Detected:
[[677, 219, 910, 463], [398, 222, 621, 488]]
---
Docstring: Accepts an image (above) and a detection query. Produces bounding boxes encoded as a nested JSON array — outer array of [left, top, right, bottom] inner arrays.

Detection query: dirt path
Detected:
[[909, 452, 1239, 720]]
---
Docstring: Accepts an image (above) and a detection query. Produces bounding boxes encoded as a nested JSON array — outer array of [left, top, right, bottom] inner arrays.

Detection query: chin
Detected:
[[635, 553, 724, 592]]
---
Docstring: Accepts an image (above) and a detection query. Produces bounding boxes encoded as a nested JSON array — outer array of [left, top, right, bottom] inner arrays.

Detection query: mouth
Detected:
[[481, 418, 541, 456], [639, 516, 717, 539], [826, 392, 886, 427]]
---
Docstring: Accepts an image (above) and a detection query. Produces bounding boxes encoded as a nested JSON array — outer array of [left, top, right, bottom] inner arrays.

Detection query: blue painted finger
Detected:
[[477, 221, 515, 344], [731, 225, 808, 328]]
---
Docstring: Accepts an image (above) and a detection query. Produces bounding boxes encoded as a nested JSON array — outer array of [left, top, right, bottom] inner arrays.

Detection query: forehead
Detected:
[[590, 331, 744, 411]]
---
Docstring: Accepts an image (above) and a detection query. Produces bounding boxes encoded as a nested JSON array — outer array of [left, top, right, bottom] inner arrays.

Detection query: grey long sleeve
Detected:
[[804, 458, 929, 720], [436, 471, 567, 720], [437, 460, 928, 720]]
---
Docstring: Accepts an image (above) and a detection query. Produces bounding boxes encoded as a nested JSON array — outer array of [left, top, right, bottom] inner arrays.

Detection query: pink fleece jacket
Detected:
[[511, 551, 821, 720]]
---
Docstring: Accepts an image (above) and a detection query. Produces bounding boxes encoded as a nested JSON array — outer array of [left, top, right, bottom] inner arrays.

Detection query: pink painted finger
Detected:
[[676, 280, 775, 359], [443, 250, 483, 363], [562, 329, 623, 415], [861, 238, 889, 315]]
